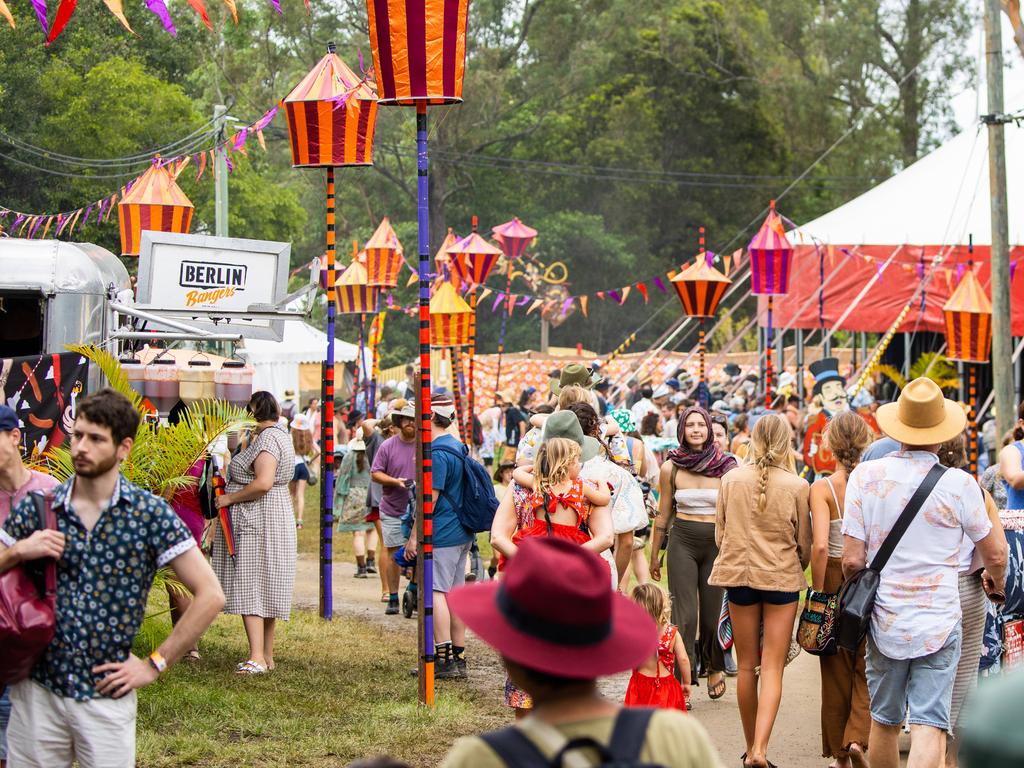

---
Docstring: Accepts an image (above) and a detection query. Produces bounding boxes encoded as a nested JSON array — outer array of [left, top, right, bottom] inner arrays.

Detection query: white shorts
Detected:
[[7, 679, 137, 768]]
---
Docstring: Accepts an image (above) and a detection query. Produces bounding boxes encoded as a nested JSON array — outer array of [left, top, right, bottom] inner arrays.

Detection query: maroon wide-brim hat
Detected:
[[448, 537, 658, 679]]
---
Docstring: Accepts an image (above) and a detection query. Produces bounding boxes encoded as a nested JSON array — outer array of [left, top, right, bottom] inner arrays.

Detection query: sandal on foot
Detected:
[[708, 675, 727, 700], [183, 650, 201, 662], [235, 660, 267, 675]]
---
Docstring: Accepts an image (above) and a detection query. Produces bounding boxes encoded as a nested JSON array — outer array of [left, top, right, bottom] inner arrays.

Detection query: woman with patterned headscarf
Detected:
[[649, 405, 737, 707]]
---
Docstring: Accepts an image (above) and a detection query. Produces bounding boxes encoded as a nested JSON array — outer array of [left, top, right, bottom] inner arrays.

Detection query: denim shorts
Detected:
[[727, 586, 801, 606], [866, 623, 962, 732], [292, 461, 310, 483], [0, 685, 9, 760]]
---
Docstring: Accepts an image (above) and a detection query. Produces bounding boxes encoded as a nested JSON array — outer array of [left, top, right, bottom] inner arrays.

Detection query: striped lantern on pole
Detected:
[[117, 158, 194, 256], [943, 268, 993, 363], [492, 217, 537, 260], [434, 227, 461, 289], [672, 237, 731, 406], [363, 0, 472, 707], [282, 47, 378, 167], [336, 256, 381, 314], [447, 226, 503, 436], [430, 281, 472, 347], [747, 202, 793, 407], [282, 42, 379, 623], [943, 266, 992, 475], [363, 216, 405, 288], [365, 0, 470, 105]]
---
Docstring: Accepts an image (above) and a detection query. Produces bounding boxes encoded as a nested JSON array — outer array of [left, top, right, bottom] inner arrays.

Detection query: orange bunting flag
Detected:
[[527, 299, 542, 315], [101, 0, 135, 33], [40, 216, 54, 239], [186, 0, 213, 30], [580, 295, 588, 317], [196, 151, 207, 181], [827, 244, 835, 267], [172, 155, 191, 179], [636, 282, 649, 303], [944, 269, 953, 292], [0, 0, 14, 28], [256, 129, 266, 151], [222, 0, 237, 22], [620, 286, 631, 304], [723, 254, 732, 275]]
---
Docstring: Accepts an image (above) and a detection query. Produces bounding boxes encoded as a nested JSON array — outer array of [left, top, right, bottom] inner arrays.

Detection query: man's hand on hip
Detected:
[[93, 654, 159, 698]]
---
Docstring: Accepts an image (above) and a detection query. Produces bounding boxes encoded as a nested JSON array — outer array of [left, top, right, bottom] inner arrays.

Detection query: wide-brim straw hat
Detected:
[[448, 537, 657, 679], [875, 377, 966, 446]]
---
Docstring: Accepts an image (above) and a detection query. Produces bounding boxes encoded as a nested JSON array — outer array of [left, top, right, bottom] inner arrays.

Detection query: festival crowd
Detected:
[[1, 353, 1024, 767]]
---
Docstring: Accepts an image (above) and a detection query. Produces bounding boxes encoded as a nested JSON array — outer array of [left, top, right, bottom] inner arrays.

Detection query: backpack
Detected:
[[0, 493, 57, 687], [480, 708, 664, 768], [432, 443, 499, 534]]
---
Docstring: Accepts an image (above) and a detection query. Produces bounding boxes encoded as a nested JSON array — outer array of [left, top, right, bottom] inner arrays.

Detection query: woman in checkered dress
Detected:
[[213, 391, 297, 675]]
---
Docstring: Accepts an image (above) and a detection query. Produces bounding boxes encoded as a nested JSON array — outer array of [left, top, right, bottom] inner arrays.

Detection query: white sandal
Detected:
[[235, 660, 267, 675]]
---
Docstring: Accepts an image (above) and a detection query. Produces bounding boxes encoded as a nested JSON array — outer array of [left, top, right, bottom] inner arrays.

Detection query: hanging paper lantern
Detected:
[[336, 257, 381, 314], [430, 281, 472, 347], [447, 232, 503, 285], [747, 207, 793, 295], [671, 258, 731, 318], [364, 0, 470, 106], [943, 269, 992, 363], [117, 159, 194, 256], [363, 216, 405, 288], [492, 217, 537, 260], [283, 43, 379, 168]]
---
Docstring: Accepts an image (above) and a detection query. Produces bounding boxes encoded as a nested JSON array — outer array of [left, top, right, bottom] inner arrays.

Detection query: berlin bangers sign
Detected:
[[136, 231, 290, 340]]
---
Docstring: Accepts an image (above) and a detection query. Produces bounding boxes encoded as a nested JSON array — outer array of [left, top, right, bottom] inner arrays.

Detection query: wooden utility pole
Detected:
[[985, 0, 1015, 438]]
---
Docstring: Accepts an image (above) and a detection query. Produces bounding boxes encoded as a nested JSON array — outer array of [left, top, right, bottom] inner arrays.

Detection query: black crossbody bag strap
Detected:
[[868, 463, 947, 572]]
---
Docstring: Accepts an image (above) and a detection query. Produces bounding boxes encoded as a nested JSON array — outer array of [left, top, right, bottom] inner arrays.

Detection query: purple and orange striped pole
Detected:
[[321, 166, 336, 621], [415, 103, 435, 705]]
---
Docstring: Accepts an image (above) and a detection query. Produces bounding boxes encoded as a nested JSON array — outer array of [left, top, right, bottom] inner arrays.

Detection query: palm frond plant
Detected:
[[49, 344, 254, 649], [876, 351, 962, 394]]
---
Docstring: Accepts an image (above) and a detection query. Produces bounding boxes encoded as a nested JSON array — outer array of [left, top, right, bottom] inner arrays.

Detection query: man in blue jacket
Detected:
[[406, 393, 473, 679]]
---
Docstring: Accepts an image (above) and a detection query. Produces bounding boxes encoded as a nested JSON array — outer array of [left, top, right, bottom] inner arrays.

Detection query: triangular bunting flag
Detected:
[[653, 276, 667, 294], [580, 295, 588, 317], [526, 299, 543, 315], [478, 287, 492, 302], [636, 282, 648, 303], [723, 255, 732, 275], [596, 291, 606, 300], [100, 0, 134, 33], [0, 0, 15, 28], [405, 271, 419, 288], [620, 286, 631, 304]]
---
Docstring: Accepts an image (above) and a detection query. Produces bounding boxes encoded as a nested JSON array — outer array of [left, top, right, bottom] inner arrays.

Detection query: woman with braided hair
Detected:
[[710, 413, 811, 768]]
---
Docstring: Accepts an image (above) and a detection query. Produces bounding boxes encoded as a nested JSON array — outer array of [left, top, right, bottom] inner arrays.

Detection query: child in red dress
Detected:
[[624, 583, 691, 712]]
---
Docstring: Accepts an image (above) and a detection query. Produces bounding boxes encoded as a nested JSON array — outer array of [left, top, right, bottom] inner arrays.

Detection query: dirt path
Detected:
[[293, 554, 908, 768]]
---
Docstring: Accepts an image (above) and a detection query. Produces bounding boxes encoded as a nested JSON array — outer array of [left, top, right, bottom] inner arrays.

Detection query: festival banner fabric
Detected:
[[1, 352, 89, 457]]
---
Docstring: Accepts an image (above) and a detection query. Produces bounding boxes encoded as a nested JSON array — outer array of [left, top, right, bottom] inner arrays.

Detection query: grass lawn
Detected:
[[136, 483, 506, 767]]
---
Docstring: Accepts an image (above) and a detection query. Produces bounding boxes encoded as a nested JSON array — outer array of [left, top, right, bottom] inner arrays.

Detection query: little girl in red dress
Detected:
[[624, 583, 691, 712]]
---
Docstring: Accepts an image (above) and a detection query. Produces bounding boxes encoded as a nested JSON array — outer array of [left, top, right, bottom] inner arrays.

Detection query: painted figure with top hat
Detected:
[[801, 357, 879, 476]]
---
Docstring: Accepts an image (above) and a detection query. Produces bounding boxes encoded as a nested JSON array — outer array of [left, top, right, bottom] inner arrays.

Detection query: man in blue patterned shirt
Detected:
[[0, 389, 224, 767]]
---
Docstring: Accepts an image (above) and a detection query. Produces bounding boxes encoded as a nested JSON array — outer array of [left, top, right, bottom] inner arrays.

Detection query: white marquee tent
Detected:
[[239, 321, 358, 398]]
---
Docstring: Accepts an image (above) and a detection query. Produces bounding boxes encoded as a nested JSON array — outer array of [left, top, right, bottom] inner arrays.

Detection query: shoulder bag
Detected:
[[0, 492, 58, 686], [835, 463, 946, 652]]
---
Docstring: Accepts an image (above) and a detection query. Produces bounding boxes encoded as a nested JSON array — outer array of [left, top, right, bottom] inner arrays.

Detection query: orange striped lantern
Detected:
[[364, 216, 405, 288], [336, 257, 381, 314], [117, 159, 194, 256], [943, 268, 992, 363], [671, 257, 731, 318], [430, 281, 471, 347], [364, 0, 470, 105], [447, 232, 503, 285], [283, 44, 378, 168]]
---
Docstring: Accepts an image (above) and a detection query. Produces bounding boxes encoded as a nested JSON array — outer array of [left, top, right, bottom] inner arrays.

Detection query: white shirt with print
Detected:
[[842, 451, 991, 660]]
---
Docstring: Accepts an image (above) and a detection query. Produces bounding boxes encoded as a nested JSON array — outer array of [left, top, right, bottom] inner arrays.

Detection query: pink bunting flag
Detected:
[[78, 205, 92, 230], [269, 0, 281, 13], [561, 297, 574, 316], [233, 128, 248, 151], [223, 153, 234, 172], [254, 106, 278, 130], [955, 263, 965, 283], [705, 251, 713, 268], [492, 293, 505, 313], [144, 0, 176, 36], [596, 291, 606, 300], [516, 295, 530, 307], [875, 260, 884, 282], [386, 293, 394, 307]]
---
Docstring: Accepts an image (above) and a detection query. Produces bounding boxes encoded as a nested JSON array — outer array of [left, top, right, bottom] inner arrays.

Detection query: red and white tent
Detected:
[[769, 123, 1024, 334]]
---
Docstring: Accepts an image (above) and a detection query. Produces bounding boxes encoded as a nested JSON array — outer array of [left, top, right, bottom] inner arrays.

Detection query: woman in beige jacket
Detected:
[[710, 413, 811, 768]]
